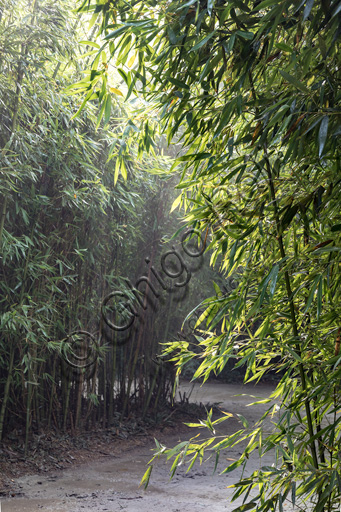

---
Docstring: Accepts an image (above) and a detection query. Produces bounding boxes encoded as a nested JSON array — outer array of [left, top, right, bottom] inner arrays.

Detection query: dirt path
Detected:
[[2, 382, 279, 512]]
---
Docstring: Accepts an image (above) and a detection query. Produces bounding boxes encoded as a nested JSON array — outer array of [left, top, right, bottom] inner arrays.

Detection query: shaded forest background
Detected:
[[0, 0, 237, 452]]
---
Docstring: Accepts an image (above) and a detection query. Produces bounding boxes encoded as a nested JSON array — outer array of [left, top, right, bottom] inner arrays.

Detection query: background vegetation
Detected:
[[0, 0, 226, 456]]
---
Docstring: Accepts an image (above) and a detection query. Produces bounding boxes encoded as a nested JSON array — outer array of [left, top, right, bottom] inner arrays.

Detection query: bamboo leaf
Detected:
[[170, 193, 182, 213], [167, 77, 190, 90], [191, 31, 217, 52], [279, 70, 310, 93], [304, 276, 320, 313], [303, 0, 314, 20], [79, 41, 100, 49], [235, 414, 249, 428], [71, 88, 94, 120], [253, 0, 278, 10], [317, 277, 322, 320], [231, 503, 257, 512], [127, 53, 136, 67], [139, 465, 153, 489], [318, 116, 329, 158], [269, 264, 279, 297], [104, 26, 128, 40], [104, 94, 111, 126], [207, 0, 215, 16], [96, 96, 107, 129], [109, 87, 124, 97]]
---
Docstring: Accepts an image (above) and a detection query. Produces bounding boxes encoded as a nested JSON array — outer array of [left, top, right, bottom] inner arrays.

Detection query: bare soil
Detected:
[[1, 381, 280, 512]]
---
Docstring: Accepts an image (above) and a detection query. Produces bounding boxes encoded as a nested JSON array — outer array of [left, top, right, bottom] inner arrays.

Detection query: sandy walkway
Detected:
[[2, 382, 280, 512]]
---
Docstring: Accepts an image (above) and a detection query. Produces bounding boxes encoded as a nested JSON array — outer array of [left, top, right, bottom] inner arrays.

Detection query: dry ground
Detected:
[[1, 381, 283, 512]]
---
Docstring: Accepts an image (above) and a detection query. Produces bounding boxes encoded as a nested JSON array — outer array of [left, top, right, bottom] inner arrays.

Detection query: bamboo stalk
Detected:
[[108, 328, 117, 426], [143, 364, 159, 418], [75, 333, 86, 430], [63, 377, 71, 431], [0, 194, 7, 246], [24, 370, 33, 456], [47, 356, 57, 429], [102, 351, 107, 428], [264, 153, 319, 469], [0, 345, 14, 441]]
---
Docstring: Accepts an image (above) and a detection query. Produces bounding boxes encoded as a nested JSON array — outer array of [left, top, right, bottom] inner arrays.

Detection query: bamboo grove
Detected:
[[0, 0, 198, 453], [75, 1, 341, 511]]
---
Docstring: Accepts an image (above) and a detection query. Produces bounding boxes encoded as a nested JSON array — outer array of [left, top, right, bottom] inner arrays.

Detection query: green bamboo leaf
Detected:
[[77, 0, 96, 12], [317, 277, 322, 320], [170, 193, 182, 213], [280, 204, 298, 233], [167, 77, 190, 90], [253, 0, 278, 10], [286, 347, 304, 363], [120, 160, 127, 180], [207, 0, 215, 16], [191, 31, 217, 52], [170, 453, 181, 477], [269, 264, 279, 297], [79, 40, 100, 49], [71, 88, 94, 120], [214, 100, 235, 139], [166, 441, 188, 460], [178, 152, 210, 161], [303, 0, 314, 20], [231, 503, 257, 512], [267, 105, 290, 128], [331, 2, 341, 17], [274, 42, 293, 52], [88, 11, 100, 30], [139, 465, 153, 489], [91, 52, 101, 71], [312, 246, 340, 254], [318, 116, 329, 158], [235, 30, 254, 40], [221, 458, 244, 474], [96, 95, 107, 129], [114, 158, 120, 185], [104, 94, 111, 126], [64, 80, 91, 92], [187, 451, 199, 472], [304, 276, 320, 313], [279, 70, 310, 93], [175, 0, 196, 11], [236, 414, 249, 428], [104, 26, 128, 40], [259, 264, 279, 305]]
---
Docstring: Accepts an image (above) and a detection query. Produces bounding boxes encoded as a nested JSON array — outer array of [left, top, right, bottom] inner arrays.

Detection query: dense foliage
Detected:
[[76, 1, 341, 511], [0, 0, 195, 452]]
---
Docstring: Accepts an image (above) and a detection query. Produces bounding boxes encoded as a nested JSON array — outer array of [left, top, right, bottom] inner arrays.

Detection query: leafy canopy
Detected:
[[74, 1, 341, 511]]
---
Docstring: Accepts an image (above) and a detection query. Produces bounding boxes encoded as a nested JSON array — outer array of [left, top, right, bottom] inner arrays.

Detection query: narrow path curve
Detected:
[[2, 382, 278, 512]]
